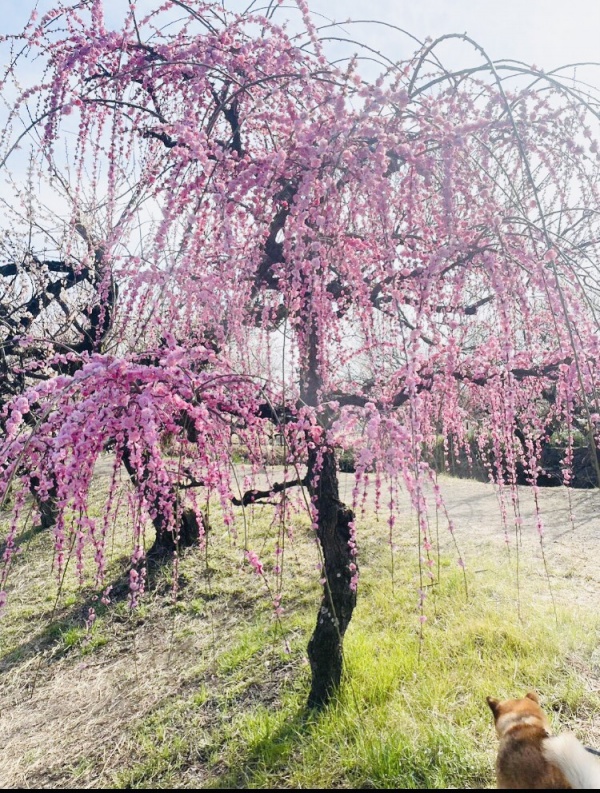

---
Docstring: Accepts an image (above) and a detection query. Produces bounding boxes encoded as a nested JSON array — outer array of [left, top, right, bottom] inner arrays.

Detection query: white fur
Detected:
[[543, 733, 600, 789]]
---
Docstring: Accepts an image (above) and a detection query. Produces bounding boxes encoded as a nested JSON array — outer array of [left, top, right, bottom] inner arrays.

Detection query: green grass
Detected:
[[2, 470, 600, 789], [111, 552, 600, 790]]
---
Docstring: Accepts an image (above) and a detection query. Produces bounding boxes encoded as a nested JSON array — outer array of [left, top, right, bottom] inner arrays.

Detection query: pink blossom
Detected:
[[245, 550, 264, 576]]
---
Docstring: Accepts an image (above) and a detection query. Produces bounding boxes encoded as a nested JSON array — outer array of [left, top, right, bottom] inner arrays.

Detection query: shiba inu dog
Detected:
[[487, 692, 571, 789]]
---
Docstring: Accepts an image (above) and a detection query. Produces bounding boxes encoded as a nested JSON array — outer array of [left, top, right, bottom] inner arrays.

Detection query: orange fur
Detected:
[[487, 692, 571, 789]]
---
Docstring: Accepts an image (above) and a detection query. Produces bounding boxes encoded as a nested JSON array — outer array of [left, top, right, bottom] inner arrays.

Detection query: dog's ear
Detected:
[[487, 696, 500, 717], [525, 691, 540, 704]]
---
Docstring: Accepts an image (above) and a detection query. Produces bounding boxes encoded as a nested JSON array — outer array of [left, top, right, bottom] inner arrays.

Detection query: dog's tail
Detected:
[[543, 733, 600, 789]]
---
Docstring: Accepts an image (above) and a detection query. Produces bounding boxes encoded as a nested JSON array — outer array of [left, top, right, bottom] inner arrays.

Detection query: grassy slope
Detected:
[[1, 470, 599, 788]]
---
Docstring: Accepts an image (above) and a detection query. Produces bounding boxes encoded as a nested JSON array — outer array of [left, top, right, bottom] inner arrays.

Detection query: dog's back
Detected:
[[496, 723, 571, 789], [543, 733, 600, 789]]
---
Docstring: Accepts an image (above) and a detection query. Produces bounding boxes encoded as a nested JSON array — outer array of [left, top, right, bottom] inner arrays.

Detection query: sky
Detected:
[[307, 0, 600, 68], [2, 0, 600, 75]]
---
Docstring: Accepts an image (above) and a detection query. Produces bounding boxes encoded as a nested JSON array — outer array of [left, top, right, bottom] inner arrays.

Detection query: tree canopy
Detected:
[[2, 0, 600, 703]]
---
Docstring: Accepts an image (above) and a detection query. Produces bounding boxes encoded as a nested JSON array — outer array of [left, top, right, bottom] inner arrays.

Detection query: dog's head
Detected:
[[487, 692, 551, 738]]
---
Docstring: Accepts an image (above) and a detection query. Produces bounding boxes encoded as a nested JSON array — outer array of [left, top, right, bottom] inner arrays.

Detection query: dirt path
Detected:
[[340, 473, 600, 606]]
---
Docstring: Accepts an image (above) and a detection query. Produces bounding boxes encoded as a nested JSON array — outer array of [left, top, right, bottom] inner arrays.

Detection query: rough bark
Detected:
[[146, 505, 205, 558], [298, 315, 358, 707], [29, 475, 58, 531], [306, 446, 357, 708]]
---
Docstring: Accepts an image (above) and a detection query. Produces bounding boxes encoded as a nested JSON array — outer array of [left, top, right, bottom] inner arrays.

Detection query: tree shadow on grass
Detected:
[[0, 520, 46, 558], [204, 704, 318, 789], [0, 550, 188, 676], [204, 707, 489, 790]]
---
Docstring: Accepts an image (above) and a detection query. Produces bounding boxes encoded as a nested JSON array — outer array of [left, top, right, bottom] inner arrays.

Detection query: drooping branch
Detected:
[[141, 128, 180, 148], [327, 357, 577, 411], [231, 475, 309, 506]]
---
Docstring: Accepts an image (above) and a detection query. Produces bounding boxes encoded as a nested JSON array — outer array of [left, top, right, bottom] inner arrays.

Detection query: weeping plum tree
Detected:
[[0, 80, 205, 548], [2, 0, 600, 706], [0, 161, 122, 529]]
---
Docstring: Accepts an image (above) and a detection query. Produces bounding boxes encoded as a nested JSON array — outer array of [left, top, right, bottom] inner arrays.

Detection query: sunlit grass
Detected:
[[2, 466, 599, 789], [113, 548, 599, 790]]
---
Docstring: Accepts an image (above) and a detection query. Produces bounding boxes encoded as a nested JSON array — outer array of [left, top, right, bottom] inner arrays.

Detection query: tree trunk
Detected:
[[30, 475, 58, 530], [121, 448, 207, 559], [147, 505, 205, 559], [306, 446, 357, 708], [299, 320, 357, 707]]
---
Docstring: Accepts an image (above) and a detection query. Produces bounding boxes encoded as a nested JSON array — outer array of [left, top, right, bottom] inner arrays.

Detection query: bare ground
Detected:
[[2, 466, 600, 788], [337, 472, 600, 604]]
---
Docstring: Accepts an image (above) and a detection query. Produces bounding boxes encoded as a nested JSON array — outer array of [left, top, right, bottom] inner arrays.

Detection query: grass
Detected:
[[1, 465, 600, 788], [123, 553, 599, 788], [110, 552, 598, 790]]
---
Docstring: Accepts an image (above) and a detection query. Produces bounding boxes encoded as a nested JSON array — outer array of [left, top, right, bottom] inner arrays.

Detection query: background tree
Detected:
[[1, 0, 600, 707], [0, 136, 207, 549], [0, 160, 119, 527]]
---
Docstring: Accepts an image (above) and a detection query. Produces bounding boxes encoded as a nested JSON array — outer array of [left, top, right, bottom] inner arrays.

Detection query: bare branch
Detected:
[[232, 475, 309, 506]]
